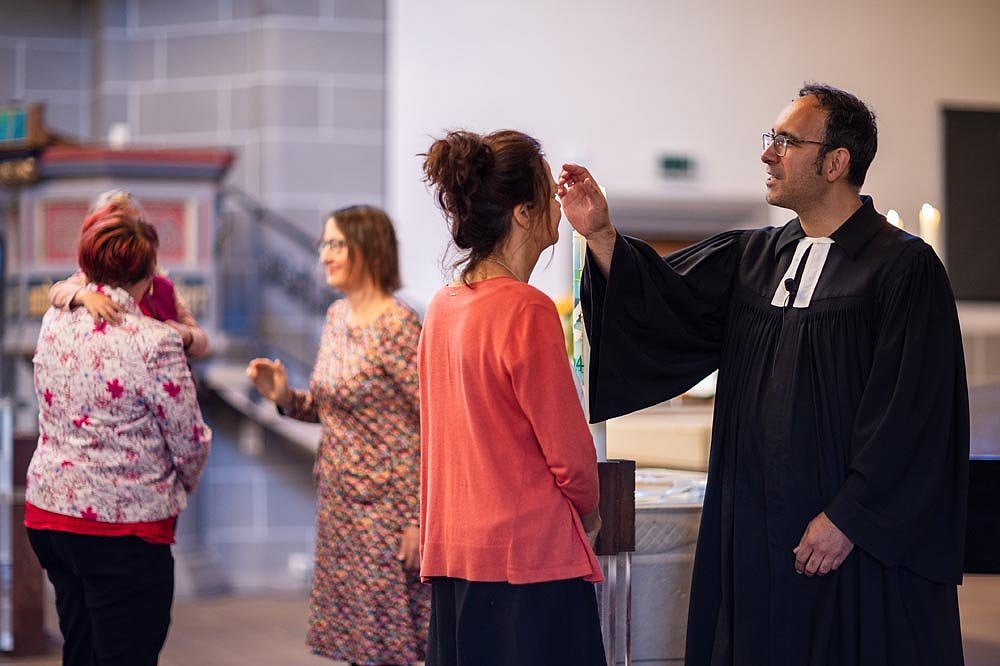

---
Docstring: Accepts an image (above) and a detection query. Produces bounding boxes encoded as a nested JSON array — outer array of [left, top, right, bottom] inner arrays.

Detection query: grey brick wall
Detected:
[[25, 47, 85, 91], [0, 1, 87, 38], [267, 140, 382, 193], [1, 0, 387, 230], [0, 46, 16, 94], [334, 0, 385, 20], [164, 32, 252, 78], [0, 1, 89, 137], [100, 37, 156, 81], [262, 27, 384, 74], [139, 88, 221, 134], [258, 84, 321, 127], [333, 86, 383, 130], [88, 0, 386, 227], [84, 0, 388, 396], [1, 0, 388, 595], [135, 0, 222, 27]]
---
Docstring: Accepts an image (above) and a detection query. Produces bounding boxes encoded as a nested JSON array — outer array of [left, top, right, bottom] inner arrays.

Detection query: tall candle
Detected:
[[918, 203, 941, 255], [572, 230, 607, 461], [886, 209, 903, 229]]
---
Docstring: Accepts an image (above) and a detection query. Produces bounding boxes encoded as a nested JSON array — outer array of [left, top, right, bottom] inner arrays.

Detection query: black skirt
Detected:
[[427, 577, 607, 666]]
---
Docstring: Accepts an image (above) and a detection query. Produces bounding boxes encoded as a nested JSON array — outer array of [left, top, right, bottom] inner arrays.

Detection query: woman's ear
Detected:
[[512, 203, 532, 229]]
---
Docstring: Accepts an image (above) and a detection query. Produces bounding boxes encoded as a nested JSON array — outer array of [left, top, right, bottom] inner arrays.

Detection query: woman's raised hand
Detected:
[[246, 358, 292, 410]]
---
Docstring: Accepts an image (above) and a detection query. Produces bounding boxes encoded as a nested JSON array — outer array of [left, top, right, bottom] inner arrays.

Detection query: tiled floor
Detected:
[[959, 574, 1000, 666], [0, 594, 335, 666], [1, 575, 997, 665]]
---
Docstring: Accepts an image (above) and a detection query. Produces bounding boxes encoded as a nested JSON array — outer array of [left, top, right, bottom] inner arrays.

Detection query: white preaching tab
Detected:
[[771, 237, 835, 308]]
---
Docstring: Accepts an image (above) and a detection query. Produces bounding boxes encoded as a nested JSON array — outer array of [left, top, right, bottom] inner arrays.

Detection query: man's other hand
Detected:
[[793, 511, 854, 576]]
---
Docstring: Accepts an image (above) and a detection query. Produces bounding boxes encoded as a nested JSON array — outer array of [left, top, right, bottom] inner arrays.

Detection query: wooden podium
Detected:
[[595, 459, 636, 556], [595, 459, 636, 666]]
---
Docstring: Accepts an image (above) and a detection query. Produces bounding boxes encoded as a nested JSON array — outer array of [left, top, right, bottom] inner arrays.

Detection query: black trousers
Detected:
[[427, 577, 607, 666], [27, 529, 174, 666]]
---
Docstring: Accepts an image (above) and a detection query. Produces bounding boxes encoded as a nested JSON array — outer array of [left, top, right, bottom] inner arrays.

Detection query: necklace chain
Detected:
[[483, 257, 523, 282]]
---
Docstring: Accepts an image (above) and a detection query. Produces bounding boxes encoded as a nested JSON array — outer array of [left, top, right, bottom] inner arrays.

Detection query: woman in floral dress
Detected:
[[248, 205, 428, 665]]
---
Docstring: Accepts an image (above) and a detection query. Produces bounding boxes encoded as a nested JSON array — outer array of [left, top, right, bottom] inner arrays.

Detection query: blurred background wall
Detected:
[[387, 0, 1000, 302], [4, 0, 999, 306], [0, 0, 393, 595], [1, 0, 386, 374], [1, 0, 385, 222], [2, 0, 1000, 599]]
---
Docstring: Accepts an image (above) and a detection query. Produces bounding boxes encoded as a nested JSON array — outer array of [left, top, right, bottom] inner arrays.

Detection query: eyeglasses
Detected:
[[318, 239, 349, 253], [761, 132, 834, 157]]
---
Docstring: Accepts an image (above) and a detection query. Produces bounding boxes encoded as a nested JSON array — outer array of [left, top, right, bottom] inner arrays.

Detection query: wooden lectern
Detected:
[[595, 459, 636, 665]]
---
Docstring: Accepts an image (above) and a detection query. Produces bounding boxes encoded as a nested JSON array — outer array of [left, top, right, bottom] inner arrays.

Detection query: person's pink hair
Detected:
[[78, 207, 159, 287]]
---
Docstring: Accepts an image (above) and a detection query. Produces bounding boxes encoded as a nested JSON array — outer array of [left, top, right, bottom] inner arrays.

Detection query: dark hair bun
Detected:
[[422, 131, 495, 248], [421, 128, 547, 282]]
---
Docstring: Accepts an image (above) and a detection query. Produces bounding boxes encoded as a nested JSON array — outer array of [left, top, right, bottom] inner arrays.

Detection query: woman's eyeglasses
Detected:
[[318, 239, 349, 253]]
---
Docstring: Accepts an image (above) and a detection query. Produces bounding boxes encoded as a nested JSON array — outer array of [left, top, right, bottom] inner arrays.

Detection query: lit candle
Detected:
[[886, 209, 903, 229], [918, 203, 941, 255]]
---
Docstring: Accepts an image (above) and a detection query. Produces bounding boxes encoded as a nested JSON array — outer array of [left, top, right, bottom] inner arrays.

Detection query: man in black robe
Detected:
[[558, 83, 969, 665]]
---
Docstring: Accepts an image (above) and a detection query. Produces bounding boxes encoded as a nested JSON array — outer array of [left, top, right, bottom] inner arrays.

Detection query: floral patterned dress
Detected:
[[283, 297, 429, 664]]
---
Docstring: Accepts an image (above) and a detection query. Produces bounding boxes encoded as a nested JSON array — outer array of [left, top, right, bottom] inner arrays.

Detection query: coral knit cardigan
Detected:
[[418, 277, 602, 584]]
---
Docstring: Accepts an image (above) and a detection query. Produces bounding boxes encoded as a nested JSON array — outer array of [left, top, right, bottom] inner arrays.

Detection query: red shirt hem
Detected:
[[24, 502, 176, 545]]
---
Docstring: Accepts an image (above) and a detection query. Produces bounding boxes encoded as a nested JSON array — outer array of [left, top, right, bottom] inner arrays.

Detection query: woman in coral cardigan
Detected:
[[419, 129, 605, 666]]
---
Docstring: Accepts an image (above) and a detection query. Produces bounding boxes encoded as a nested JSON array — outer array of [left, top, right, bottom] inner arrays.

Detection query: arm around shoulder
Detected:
[[49, 272, 87, 310]]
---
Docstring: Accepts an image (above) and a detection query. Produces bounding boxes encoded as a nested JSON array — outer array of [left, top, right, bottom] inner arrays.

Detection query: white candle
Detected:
[[918, 203, 941, 255], [886, 209, 903, 229]]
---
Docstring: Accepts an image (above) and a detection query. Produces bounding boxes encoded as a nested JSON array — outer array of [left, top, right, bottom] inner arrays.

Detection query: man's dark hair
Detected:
[[799, 83, 877, 188]]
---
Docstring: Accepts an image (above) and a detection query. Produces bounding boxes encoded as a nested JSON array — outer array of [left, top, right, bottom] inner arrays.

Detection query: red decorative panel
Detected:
[[38, 198, 193, 265], [142, 200, 189, 263], [40, 201, 89, 262]]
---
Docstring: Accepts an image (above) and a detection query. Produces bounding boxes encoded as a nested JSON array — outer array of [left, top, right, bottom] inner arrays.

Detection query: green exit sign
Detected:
[[659, 153, 695, 178]]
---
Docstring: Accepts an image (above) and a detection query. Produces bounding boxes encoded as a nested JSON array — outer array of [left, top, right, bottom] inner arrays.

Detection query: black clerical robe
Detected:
[[582, 196, 969, 666]]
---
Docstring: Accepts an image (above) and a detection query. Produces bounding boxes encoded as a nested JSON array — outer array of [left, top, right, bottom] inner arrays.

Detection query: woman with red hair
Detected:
[[48, 190, 209, 358], [25, 205, 211, 666]]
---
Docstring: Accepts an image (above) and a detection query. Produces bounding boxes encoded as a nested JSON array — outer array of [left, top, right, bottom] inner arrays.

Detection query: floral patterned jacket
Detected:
[[26, 285, 211, 523]]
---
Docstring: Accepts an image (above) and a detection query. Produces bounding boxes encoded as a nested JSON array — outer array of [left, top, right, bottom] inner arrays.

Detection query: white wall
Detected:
[[387, 0, 1000, 307]]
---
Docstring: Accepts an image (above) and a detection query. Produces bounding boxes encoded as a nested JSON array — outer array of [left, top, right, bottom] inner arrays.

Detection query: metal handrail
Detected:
[[217, 186, 319, 254], [214, 187, 339, 377]]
